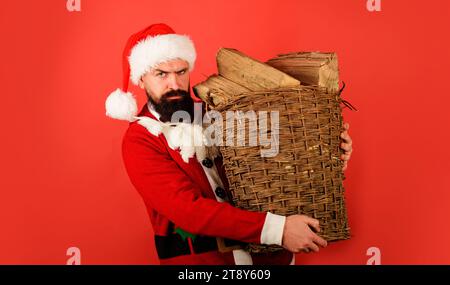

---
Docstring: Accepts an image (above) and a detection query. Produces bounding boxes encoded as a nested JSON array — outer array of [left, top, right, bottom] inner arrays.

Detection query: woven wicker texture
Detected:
[[212, 86, 351, 253]]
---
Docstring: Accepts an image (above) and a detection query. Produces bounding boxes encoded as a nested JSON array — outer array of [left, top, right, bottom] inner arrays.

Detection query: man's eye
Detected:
[[178, 70, 186, 75]]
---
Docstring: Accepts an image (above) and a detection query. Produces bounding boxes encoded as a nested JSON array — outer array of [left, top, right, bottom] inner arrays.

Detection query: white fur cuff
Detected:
[[260, 212, 286, 246]]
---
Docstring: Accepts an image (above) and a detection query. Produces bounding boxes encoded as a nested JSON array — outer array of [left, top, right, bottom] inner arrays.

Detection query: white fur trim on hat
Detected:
[[128, 34, 196, 85], [105, 88, 138, 122]]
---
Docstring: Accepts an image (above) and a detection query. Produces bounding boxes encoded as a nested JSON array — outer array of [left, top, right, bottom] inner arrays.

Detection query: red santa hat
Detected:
[[105, 23, 197, 122]]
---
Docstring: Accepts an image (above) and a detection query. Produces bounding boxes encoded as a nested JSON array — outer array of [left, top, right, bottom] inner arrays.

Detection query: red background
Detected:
[[1, 0, 449, 264]]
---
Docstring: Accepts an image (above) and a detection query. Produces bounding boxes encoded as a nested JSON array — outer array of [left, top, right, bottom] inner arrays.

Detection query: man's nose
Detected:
[[167, 73, 181, 90]]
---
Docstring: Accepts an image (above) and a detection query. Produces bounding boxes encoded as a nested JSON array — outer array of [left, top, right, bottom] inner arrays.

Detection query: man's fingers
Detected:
[[340, 142, 352, 152], [340, 132, 352, 144], [307, 242, 320, 253], [342, 161, 348, 171], [304, 216, 320, 233], [312, 234, 328, 248], [341, 153, 351, 161], [340, 123, 353, 169]]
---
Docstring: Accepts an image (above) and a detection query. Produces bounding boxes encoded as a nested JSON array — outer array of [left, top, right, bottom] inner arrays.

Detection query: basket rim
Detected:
[[209, 85, 340, 111]]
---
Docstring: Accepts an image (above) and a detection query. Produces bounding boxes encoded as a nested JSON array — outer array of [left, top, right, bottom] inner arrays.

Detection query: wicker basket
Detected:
[[211, 86, 351, 253]]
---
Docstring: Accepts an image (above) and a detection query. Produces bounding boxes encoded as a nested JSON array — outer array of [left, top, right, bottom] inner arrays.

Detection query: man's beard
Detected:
[[148, 89, 195, 123]]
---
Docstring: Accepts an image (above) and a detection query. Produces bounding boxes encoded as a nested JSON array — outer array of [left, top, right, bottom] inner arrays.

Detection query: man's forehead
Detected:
[[152, 59, 189, 72]]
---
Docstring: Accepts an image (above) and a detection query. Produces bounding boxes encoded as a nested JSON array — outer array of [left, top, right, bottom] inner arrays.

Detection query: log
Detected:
[[266, 52, 339, 92], [216, 48, 301, 91], [193, 75, 251, 107]]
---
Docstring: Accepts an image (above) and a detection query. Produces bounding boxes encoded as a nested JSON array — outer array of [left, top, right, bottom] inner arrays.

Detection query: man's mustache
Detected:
[[161, 89, 190, 101]]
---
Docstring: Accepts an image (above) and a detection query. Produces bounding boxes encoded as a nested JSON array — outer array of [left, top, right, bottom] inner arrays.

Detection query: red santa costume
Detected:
[[105, 23, 294, 265]]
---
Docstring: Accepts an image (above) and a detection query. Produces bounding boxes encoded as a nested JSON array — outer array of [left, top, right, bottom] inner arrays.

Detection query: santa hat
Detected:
[[105, 23, 197, 122]]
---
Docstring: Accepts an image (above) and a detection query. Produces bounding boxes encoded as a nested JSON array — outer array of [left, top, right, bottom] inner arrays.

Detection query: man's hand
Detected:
[[282, 215, 328, 253], [340, 122, 353, 171]]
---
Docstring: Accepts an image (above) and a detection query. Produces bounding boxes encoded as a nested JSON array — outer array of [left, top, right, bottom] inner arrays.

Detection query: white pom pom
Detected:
[[105, 89, 138, 122]]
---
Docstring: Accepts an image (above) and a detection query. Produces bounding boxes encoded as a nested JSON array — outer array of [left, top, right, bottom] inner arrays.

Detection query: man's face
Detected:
[[139, 59, 194, 122], [139, 59, 190, 102]]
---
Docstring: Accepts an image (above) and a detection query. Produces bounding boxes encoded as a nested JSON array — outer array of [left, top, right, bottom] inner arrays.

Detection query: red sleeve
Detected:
[[121, 123, 266, 244]]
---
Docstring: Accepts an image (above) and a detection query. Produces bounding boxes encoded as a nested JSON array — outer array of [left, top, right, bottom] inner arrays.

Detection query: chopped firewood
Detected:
[[193, 75, 250, 107], [216, 48, 300, 91], [267, 52, 339, 92]]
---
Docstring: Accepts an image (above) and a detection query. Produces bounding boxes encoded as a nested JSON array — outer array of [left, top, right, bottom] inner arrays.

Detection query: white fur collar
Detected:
[[135, 116, 220, 163]]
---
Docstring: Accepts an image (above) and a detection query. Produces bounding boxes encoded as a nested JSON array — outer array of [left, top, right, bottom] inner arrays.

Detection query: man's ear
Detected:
[[138, 78, 145, 89]]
